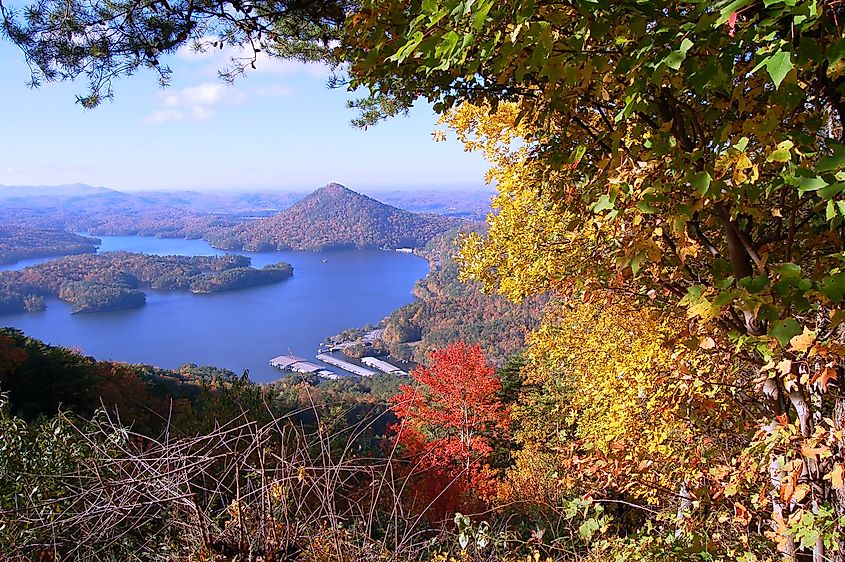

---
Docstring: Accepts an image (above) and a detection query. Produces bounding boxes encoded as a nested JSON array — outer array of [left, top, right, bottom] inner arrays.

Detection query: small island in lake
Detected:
[[0, 252, 293, 314]]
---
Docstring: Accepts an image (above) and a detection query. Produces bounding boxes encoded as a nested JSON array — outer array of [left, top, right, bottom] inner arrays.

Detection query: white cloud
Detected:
[[143, 107, 214, 125], [143, 37, 324, 125], [164, 83, 228, 106], [143, 82, 243, 125]]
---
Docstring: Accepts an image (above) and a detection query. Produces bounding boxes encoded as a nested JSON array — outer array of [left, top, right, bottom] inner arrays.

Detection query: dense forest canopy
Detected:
[[346, 1, 845, 559], [5, 0, 845, 560]]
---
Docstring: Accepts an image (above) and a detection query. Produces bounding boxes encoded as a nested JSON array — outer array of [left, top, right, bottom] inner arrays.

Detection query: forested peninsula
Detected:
[[0, 226, 99, 264], [0, 252, 293, 314]]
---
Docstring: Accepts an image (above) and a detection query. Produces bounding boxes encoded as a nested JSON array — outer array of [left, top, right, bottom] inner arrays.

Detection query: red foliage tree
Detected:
[[389, 341, 509, 516]]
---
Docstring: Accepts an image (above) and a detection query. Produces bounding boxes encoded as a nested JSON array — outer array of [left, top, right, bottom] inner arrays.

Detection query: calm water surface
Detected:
[[0, 236, 429, 382]]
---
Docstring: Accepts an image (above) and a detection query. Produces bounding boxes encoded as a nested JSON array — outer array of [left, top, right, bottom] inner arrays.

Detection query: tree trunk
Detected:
[[831, 374, 845, 562], [761, 376, 799, 561], [675, 481, 691, 538]]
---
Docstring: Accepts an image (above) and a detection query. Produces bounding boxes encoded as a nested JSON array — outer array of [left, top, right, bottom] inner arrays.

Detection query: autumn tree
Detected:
[[344, 0, 845, 559], [389, 340, 509, 516]]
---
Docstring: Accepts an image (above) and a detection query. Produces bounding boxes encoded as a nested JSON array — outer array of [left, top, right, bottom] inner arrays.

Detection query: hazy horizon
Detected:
[[0, 180, 494, 194]]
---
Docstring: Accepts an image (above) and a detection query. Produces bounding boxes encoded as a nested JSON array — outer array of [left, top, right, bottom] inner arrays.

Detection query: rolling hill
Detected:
[[206, 183, 465, 251]]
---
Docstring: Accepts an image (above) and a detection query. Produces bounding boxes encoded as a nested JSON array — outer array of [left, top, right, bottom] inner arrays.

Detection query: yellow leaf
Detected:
[[789, 328, 816, 353], [791, 483, 810, 504], [831, 464, 844, 489]]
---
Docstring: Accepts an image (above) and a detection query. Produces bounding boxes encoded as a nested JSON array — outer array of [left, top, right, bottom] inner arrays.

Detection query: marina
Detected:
[[316, 353, 377, 377], [269, 354, 338, 379], [361, 356, 407, 376]]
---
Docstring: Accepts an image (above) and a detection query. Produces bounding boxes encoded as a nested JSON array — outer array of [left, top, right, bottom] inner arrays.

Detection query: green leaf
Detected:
[[778, 263, 802, 278], [715, 0, 753, 25], [614, 94, 639, 122], [767, 149, 792, 163], [769, 318, 802, 346], [817, 144, 845, 172], [794, 174, 828, 193], [766, 141, 794, 162], [830, 309, 845, 329], [765, 50, 793, 89], [818, 182, 845, 200], [738, 273, 769, 293], [471, 0, 494, 30], [593, 195, 614, 212], [689, 170, 712, 195], [636, 200, 659, 213], [821, 272, 845, 301], [663, 38, 693, 70]]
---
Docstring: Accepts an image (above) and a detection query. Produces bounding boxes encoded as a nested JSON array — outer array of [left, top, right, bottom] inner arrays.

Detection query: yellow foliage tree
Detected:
[[502, 295, 765, 557], [443, 101, 845, 559]]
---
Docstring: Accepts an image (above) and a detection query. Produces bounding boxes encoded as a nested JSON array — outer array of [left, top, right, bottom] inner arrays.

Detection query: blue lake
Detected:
[[0, 236, 429, 382]]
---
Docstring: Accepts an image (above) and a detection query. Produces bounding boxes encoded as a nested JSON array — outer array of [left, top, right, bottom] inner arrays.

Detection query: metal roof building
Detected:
[[316, 354, 377, 377], [361, 357, 408, 376], [270, 355, 330, 375]]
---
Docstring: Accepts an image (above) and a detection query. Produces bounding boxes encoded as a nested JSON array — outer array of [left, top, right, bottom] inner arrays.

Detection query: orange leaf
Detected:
[[791, 484, 810, 504], [811, 367, 838, 392], [781, 460, 802, 504], [727, 11, 738, 37], [733, 502, 751, 526], [801, 444, 828, 458]]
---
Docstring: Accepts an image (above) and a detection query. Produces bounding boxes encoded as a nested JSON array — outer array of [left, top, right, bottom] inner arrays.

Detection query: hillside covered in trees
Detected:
[[0, 226, 99, 264], [207, 183, 464, 251], [0, 253, 293, 314], [364, 227, 545, 365]]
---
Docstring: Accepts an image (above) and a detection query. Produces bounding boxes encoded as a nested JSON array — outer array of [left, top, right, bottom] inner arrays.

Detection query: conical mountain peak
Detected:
[[211, 183, 462, 251]]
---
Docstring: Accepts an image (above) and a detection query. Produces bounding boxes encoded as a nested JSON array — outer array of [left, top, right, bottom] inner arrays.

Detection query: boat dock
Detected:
[[316, 353, 377, 377], [270, 354, 337, 379], [361, 356, 407, 376]]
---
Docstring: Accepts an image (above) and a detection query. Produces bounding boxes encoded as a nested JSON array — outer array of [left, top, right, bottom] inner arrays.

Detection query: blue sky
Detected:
[[0, 39, 490, 192]]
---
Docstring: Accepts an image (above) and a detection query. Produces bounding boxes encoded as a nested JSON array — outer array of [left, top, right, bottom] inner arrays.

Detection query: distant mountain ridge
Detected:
[[0, 183, 123, 201], [207, 183, 464, 251]]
